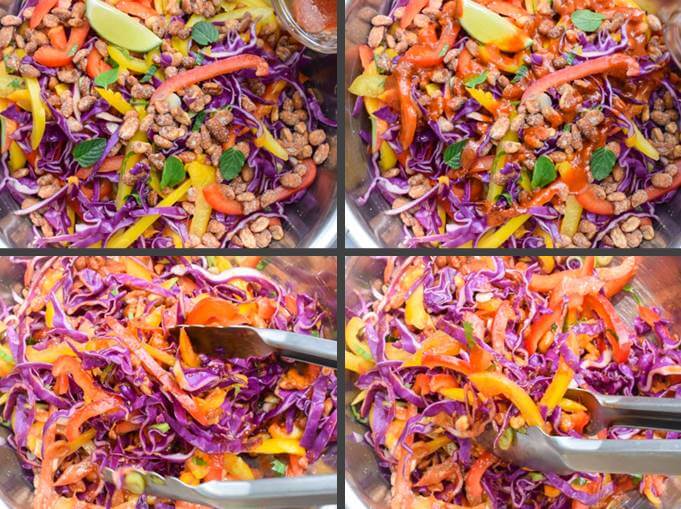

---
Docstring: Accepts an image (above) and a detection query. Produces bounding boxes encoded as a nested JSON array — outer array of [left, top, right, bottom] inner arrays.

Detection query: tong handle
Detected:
[[259, 329, 337, 368], [592, 393, 681, 432]]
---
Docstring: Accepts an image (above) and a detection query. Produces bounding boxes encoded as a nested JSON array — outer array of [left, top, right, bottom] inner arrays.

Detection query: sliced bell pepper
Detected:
[[400, 0, 428, 29], [522, 54, 640, 102], [254, 124, 289, 160], [596, 256, 639, 297], [396, 63, 418, 150], [96, 87, 133, 114], [348, 73, 387, 98], [107, 179, 192, 247], [30, 0, 59, 29], [466, 86, 498, 115], [47, 27, 67, 50], [345, 316, 373, 361], [405, 284, 429, 330], [203, 159, 316, 215], [584, 293, 633, 363], [152, 55, 269, 102], [108, 46, 151, 74], [465, 451, 496, 505], [560, 194, 583, 237], [25, 77, 45, 150], [491, 300, 514, 352], [186, 159, 216, 238], [402, 18, 459, 67], [478, 44, 524, 73], [469, 372, 545, 426], [65, 398, 119, 441], [525, 305, 563, 355], [33, 24, 90, 67], [421, 352, 473, 375], [250, 437, 305, 455], [186, 296, 249, 326], [477, 214, 531, 248], [224, 453, 255, 480], [539, 357, 574, 412], [86, 51, 112, 80], [345, 351, 374, 374], [115, 1, 159, 18], [625, 123, 659, 161]]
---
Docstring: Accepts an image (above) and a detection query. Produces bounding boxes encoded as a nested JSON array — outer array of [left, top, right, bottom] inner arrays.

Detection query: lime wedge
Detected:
[[459, 0, 532, 53], [85, 0, 162, 53]]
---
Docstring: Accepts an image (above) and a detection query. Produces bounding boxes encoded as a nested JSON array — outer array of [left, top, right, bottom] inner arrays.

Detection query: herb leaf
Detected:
[[192, 456, 207, 466], [160, 156, 186, 189], [571, 9, 605, 32], [531, 155, 557, 189], [73, 138, 107, 167], [565, 52, 576, 65], [94, 66, 119, 88], [438, 44, 449, 58], [192, 21, 219, 46], [443, 139, 468, 169], [192, 111, 206, 132], [590, 147, 616, 181], [512, 65, 528, 83], [150, 422, 170, 433], [271, 459, 287, 476], [219, 148, 245, 181], [140, 65, 157, 84], [463, 321, 475, 349], [464, 71, 488, 88]]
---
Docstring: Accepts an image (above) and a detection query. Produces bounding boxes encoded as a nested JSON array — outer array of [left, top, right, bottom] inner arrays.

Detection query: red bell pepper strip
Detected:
[[30, 0, 59, 29], [152, 55, 269, 102], [65, 398, 120, 441], [53, 460, 95, 487], [358, 45, 373, 69], [186, 297, 249, 326], [525, 305, 564, 355], [400, 0, 428, 29], [52, 356, 107, 401], [47, 26, 67, 50], [491, 301, 514, 352], [396, 63, 418, 150], [584, 294, 633, 363], [465, 451, 496, 505], [522, 54, 640, 102], [645, 170, 681, 202], [86, 50, 112, 80], [107, 318, 218, 426], [33, 23, 90, 68], [203, 159, 317, 215], [115, 0, 158, 19], [529, 269, 581, 293], [403, 18, 459, 67], [597, 256, 639, 297]]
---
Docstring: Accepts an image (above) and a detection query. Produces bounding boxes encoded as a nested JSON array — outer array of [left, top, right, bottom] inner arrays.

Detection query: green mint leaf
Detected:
[[192, 456, 207, 466], [192, 111, 206, 132], [140, 64, 157, 84], [512, 65, 528, 83], [160, 156, 186, 189], [195, 52, 205, 65], [72, 138, 107, 167], [443, 138, 468, 169], [271, 459, 287, 476], [94, 66, 120, 89], [463, 321, 475, 349], [66, 44, 78, 57], [191, 21, 219, 46], [150, 422, 170, 433], [218, 148, 245, 181], [531, 155, 557, 189], [438, 43, 449, 58], [590, 147, 617, 181], [571, 9, 605, 32], [464, 71, 488, 88], [565, 52, 575, 65]]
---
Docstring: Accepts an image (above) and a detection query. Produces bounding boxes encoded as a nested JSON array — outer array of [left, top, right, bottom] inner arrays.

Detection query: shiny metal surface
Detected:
[[0, 0, 337, 249], [344, 0, 681, 248], [0, 256, 337, 509], [344, 256, 681, 508]]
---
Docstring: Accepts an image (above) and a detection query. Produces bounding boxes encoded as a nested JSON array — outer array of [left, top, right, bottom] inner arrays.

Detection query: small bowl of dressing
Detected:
[[272, 0, 337, 54]]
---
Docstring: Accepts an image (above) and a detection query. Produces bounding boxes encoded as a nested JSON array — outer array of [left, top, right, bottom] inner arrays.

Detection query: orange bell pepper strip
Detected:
[[179, 328, 201, 368], [186, 297, 249, 326], [107, 318, 219, 426], [152, 55, 269, 102], [478, 44, 525, 73], [53, 460, 96, 487], [525, 305, 564, 355], [584, 294, 632, 363], [52, 356, 107, 402], [469, 372, 545, 426], [358, 45, 374, 69], [65, 398, 120, 441], [86, 51, 112, 80], [33, 23, 90, 68], [47, 27, 67, 50], [421, 352, 473, 375], [115, 0, 158, 18], [529, 269, 581, 293], [30, 0, 59, 29], [597, 256, 638, 297], [522, 54, 640, 102], [396, 63, 418, 150], [491, 301, 514, 352], [465, 451, 496, 505], [486, 1, 528, 17], [400, 0, 428, 29], [203, 159, 317, 215]]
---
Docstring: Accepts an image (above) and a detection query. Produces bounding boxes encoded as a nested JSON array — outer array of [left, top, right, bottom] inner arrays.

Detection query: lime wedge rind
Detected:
[[85, 0, 162, 53]]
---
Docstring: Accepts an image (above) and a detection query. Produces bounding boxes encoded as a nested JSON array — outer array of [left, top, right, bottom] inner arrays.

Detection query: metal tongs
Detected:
[[108, 325, 338, 508], [478, 388, 681, 475]]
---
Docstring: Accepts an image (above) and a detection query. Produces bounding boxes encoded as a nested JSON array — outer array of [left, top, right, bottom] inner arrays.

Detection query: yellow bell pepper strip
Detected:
[[466, 87, 498, 115], [560, 194, 583, 238], [26, 343, 77, 363], [122, 257, 154, 280], [487, 127, 517, 201], [25, 77, 45, 150], [345, 351, 374, 374], [0, 344, 14, 377], [405, 284, 429, 330], [7, 89, 31, 110], [477, 214, 531, 248], [540, 358, 574, 412], [254, 124, 288, 160], [96, 87, 133, 114], [186, 159, 216, 237], [108, 46, 150, 74], [8, 141, 26, 171], [224, 453, 255, 480], [107, 179, 192, 247], [469, 371, 545, 427], [179, 328, 201, 368], [151, 54, 269, 102], [625, 123, 660, 160], [345, 316, 373, 361], [141, 343, 176, 366], [379, 140, 397, 171], [250, 437, 305, 455], [558, 398, 587, 413], [349, 73, 387, 98], [0, 76, 24, 97]]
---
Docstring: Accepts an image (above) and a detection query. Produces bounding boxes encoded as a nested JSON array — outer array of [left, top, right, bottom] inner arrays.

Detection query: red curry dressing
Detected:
[[292, 0, 337, 33]]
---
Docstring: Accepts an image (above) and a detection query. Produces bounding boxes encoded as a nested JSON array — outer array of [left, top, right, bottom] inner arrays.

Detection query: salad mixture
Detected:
[[350, 0, 681, 247], [0, 256, 337, 508], [0, 0, 335, 248], [346, 256, 679, 508]]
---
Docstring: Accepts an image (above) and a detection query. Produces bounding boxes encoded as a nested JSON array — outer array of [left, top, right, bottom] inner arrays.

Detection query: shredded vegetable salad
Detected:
[[0, 256, 337, 508], [346, 255, 679, 508], [0, 0, 335, 248], [350, 0, 681, 248]]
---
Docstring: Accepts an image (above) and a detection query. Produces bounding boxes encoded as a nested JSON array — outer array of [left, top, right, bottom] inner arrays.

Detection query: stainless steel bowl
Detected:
[[344, 256, 681, 508], [0, 256, 337, 508], [0, 0, 337, 249], [344, 0, 681, 247]]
